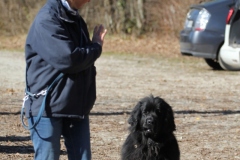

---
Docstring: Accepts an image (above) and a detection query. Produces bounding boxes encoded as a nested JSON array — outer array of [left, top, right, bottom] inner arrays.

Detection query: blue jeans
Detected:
[[28, 116, 91, 160]]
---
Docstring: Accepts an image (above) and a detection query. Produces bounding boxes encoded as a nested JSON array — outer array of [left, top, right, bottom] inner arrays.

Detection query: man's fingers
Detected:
[[92, 24, 107, 45], [101, 29, 107, 39], [94, 25, 98, 34], [99, 25, 104, 33], [94, 24, 105, 34]]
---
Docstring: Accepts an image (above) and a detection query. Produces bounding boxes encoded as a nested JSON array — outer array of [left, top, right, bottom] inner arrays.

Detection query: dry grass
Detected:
[[0, 0, 207, 56], [0, 34, 181, 59], [0, 0, 208, 36], [0, 35, 26, 51]]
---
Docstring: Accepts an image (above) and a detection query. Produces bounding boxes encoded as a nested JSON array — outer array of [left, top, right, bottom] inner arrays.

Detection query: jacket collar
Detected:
[[60, 0, 78, 16], [47, 0, 79, 23]]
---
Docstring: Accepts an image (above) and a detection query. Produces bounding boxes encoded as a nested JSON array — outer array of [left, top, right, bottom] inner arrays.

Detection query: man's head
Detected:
[[67, 0, 90, 9]]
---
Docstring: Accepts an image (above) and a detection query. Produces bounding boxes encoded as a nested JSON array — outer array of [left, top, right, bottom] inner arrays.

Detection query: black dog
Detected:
[[121, 95, 180, 160]]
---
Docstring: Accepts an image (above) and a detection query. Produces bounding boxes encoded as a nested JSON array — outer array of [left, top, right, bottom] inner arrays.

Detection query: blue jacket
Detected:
[[24, 0, 102, 118]]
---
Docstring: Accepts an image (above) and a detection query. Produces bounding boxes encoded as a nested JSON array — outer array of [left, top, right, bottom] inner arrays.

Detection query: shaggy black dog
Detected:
[[121, 95, 180, 160]]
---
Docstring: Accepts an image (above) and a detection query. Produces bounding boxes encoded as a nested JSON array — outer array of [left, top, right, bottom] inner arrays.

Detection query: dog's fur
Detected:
[[121, 95, 180, 160]]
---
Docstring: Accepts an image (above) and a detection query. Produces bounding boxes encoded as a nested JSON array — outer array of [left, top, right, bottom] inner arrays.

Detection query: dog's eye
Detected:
[[142, 111, 148, 116], [156, 108, 161, 113]]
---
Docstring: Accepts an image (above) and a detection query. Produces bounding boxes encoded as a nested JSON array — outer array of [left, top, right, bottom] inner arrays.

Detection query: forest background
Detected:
[[0, 0, 209, 52]]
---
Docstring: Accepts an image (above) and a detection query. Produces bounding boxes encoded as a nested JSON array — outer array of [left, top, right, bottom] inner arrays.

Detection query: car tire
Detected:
[[204, 58, 223, 70]]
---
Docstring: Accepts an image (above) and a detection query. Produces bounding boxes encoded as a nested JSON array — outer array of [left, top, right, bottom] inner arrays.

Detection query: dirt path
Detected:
[[0, 50, 240, 159]]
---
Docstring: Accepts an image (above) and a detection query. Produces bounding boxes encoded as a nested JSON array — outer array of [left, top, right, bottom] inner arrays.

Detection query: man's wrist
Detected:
[[94, 42, 102, 47]]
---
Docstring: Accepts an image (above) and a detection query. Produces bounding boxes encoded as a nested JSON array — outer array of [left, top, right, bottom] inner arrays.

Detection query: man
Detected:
[[24, 0, 107, 159]]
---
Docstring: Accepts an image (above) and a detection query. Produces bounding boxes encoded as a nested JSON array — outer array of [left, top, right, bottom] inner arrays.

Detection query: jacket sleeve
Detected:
[[29, 12, 102, 74]]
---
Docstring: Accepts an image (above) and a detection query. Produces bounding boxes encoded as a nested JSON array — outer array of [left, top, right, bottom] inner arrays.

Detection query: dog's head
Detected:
[[128, 95, 176, 139]]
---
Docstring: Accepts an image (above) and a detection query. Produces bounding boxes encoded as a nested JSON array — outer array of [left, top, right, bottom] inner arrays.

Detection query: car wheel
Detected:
[[204, 58, 223, 70]]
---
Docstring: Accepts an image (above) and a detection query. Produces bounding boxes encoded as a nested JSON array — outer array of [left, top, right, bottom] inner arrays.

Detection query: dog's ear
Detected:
[[162, 100, 176, 133], [155, 97, 176, 133], [128, 102, 142, 132]]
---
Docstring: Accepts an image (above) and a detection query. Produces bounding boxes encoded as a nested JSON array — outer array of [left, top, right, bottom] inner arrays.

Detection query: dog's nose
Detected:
[[146, 118, 153, 125]]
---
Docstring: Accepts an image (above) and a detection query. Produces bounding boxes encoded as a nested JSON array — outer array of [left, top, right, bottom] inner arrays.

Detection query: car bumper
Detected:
[[180, 30, 223, 59], [219, 45, 240, 69]]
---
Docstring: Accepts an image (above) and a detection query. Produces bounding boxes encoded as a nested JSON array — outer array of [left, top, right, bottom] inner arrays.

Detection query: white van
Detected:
[[219, 0, 240, 70]]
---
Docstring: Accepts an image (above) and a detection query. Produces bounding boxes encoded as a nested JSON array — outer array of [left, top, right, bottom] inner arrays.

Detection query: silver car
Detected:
[[180, 0, 236, 70]]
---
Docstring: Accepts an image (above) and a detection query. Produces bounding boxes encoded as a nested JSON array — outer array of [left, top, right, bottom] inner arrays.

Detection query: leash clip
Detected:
[[21, 95, 29, 109], [34, 90, 47, 98]]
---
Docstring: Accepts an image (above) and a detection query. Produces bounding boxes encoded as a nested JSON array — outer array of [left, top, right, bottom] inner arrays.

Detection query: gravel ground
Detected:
[[0, 50, 240, 160]]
